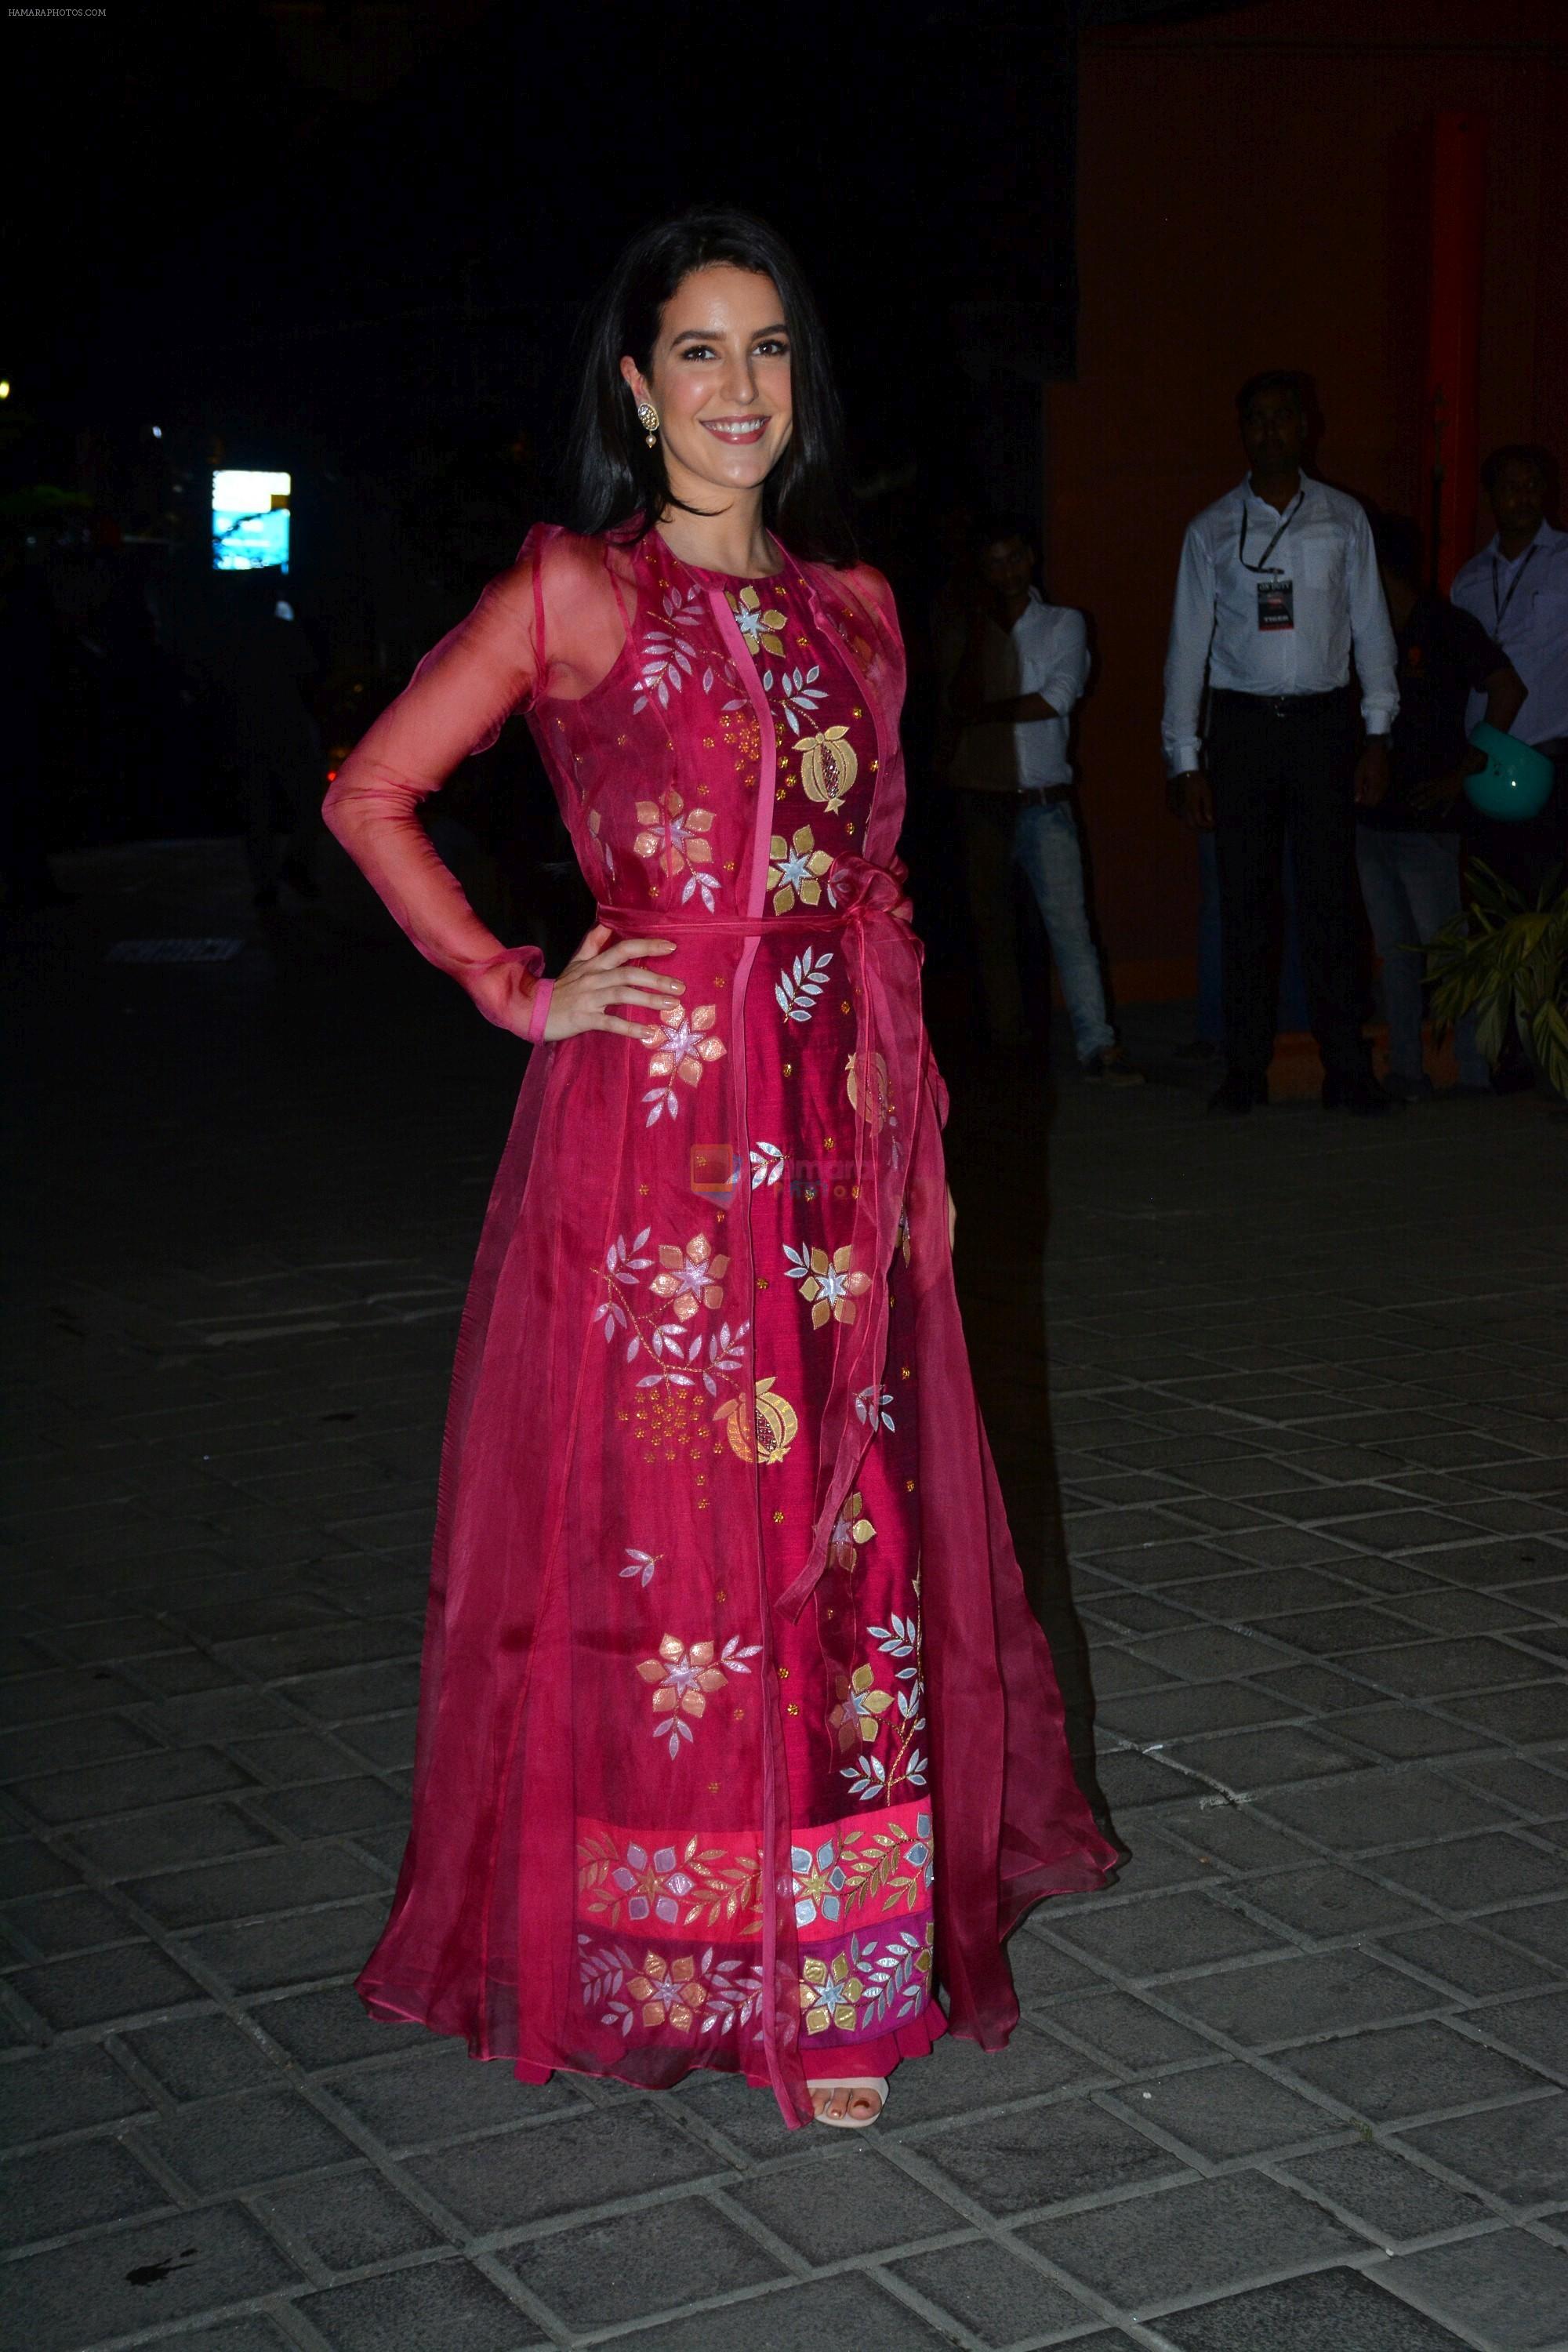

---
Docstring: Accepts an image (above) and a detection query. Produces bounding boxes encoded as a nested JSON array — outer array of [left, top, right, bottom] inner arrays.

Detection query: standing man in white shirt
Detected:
[[1450, 445, 1567, 901], [1163, 371, 1399, 1115], [942, 518, 1142, 1083]]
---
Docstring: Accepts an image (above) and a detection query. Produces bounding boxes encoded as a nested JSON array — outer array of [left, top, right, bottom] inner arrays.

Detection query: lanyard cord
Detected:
[[1492, 543, 1538, 630], [1238, 488, 1304, 575]]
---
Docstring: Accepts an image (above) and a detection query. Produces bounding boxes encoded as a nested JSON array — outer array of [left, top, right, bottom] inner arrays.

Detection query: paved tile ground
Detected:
[[4, 841, 1567, 2350]]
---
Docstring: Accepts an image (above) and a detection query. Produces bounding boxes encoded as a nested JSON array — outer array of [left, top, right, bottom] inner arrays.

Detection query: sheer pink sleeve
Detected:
[[323, 554, 550, 1036]]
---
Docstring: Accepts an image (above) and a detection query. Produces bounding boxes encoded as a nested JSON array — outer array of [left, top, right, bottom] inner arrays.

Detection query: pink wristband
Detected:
[[524, 977, 554, 1045]]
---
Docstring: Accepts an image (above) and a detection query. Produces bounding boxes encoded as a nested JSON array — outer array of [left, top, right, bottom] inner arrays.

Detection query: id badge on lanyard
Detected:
[[1240, 490, 1303, 633], [1257, 577, 1294, 631]]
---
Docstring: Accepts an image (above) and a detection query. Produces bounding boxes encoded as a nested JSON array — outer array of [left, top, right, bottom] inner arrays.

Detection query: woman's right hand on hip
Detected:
[[539, 924, 682, 1042]]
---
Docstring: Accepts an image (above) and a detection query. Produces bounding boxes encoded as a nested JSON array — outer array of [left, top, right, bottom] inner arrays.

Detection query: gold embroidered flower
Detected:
[[799, 1948, 864, 2033], [638, 1635, 728, 1757], [767, 824, 833, 916], [829, 1491, 876, 1573], [785, 1242, 872, 1329], [647, 1004, 726, 1090], [637, 1635, 728, 1721], [627, 1951, 708, 2031], [633, 786, 714, 879], [829, 1662, 896, 1751], [728, 582, 786, 658], [651, 1232, 728, 1322]]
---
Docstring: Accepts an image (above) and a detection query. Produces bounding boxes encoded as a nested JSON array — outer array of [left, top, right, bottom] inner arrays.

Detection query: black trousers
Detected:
[[1207, 688, 1369, 1083]]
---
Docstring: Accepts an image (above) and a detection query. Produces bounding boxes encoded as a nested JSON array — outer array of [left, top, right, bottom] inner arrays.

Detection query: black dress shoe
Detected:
[[1207, 1070, 1268, 1114], [1322, 1072, 1393, 1114]]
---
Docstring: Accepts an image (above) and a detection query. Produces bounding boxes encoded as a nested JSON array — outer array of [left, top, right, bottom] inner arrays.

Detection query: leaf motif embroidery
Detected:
[[775, 946, 833, 1025]]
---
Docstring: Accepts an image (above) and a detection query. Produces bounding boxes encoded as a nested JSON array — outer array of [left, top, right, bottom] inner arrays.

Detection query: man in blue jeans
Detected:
[[942, 518, 1142, 1083], [1359, 512, 1524, 1098]]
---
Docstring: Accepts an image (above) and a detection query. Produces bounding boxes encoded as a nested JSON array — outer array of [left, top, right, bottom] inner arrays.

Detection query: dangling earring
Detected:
[[636, 401, 660, 448]]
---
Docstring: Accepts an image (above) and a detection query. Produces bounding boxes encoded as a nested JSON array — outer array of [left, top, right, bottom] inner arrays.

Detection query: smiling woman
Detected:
[[324, 205, 1116, 2140], [565, 208, 855, 571]]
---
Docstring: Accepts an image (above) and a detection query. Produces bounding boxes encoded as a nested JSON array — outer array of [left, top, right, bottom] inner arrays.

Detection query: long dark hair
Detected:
[[561, 207, 857, 566]]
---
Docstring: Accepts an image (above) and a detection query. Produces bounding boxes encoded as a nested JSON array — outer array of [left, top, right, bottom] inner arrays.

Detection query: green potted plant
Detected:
[[1425, 861, 1568, 1101]]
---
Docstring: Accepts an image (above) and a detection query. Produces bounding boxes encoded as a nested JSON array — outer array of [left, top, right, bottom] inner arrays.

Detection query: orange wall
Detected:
[[1050, 0, 1568, 993]]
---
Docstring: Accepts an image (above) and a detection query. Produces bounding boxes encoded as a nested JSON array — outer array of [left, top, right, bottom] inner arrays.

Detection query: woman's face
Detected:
[[621, 264, 793, 503]]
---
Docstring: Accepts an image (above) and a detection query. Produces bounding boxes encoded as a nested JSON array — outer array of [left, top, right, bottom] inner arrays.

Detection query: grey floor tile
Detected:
[[1158, 1726, 1364, 1791], [260, 2165, 448, 2270], [876, 2020, 1111, 2125], [1040, 1987, 1217, 2071], [729, 2144, 961, 2263], [1152, 2264, 1478, 2348], [891, 2238, 1098, 2347], [594, 2270, 955, 2349], [403, 2103, 729, 2230], [1, 2205, 303, 2352], [498, 2194, 785, 2330], [125, 1844, 387, 1931], [1489, 1896, 1568, 1969], [1109, 2059, 1339, 2161], [1373, 2228, 1568, 2350], [1259, 1766, 1510, 1852], [1465, 1991, 1568, 2078], [1160, 1951, 1440, 2046], [246, 1981, 430, 2068], [0, 2135, 174, 2249], [1374, 1830, 1566, 1913], [1376, 1919, 1563, 1998], [8, 1940, 208, 2031], [177, 1895, 393, 1991], [1045, 1891, 1289, 1979], [65, 1799, 279, 1878], [1021, 2169, 1359, 2307], [1280, 2140, 1496, 2245], [0, 2045, 152, 2147], [1237, 1863, 1432, 1940], [122, 2011, 286, 2100], [914, 2091, 1190, 2216], [136, 2083, 361, 2194], [297, 2258, 549, 2351], [1277, 2019, 1550, 2122], [322, 2040, 583, 2150], [1399, 2092, 1568, 2209]]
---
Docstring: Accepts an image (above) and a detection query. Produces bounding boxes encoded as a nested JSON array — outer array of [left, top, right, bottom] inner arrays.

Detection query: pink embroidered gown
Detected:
[[325, 524, 1116, 2128]]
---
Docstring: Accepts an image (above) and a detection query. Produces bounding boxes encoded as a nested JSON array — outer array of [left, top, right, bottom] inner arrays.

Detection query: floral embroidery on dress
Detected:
[[775, 946, 833, 1025], [767, 824, 833, 915], [578, 1802, 932, 1940], [619, 1545, 661, 1588], [797, 1925, 935, 2035], [632, 586, 705, 712], [637, 1632, 758, 1759], [796, 726, 858, 811], [784, 1242, 872, 1328], [643, 1003, 727, 1124], [651, 1233, 728, 1322], [829, 1662, 895, 1753], [593, 1227, 748, 1403], [587, 807, 615, 878], [726, 583, 786, 658], [853, 1383, 895, 1433], [632, 787, 717, 910], [763, 662, 826, 733], [749, 1139, 787, 1189], [579, 1827, 761, 1932], [841, 1609, 927, 1802], [578, 1935, 764, 2038], [829, 1490, 876, 1573]]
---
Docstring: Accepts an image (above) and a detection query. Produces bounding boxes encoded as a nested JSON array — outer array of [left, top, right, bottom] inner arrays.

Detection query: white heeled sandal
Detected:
[[808, 2076, 888, 2128]]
